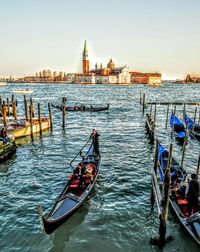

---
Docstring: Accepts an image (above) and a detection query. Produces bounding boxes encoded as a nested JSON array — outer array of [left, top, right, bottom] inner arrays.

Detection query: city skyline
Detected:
[[0, 0, 200, 80]]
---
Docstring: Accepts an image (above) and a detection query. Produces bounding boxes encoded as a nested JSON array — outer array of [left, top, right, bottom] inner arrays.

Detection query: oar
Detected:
[[69, 135, 93, 167]]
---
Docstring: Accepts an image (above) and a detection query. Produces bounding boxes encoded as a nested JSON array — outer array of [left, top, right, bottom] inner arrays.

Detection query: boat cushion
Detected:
[[69, 184, 79, 188], [177, 198, 188, 205], [85, 179, 91, 184]]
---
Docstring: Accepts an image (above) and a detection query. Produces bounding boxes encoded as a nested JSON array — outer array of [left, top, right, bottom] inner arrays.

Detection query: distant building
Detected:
[[130, 72, 161, 85], [185, 74, 200, 83], [77, 41, 131, 84]]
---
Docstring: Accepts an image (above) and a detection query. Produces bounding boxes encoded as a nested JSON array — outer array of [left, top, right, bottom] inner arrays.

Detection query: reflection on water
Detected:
[[0, 83, 200, 252]]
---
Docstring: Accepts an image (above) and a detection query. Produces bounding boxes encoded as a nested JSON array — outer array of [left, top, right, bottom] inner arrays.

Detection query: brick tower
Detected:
[[82, 40, 89, 75]]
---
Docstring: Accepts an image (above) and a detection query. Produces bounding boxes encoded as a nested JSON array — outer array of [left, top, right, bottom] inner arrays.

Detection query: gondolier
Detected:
[[185, 173, 200, 215]]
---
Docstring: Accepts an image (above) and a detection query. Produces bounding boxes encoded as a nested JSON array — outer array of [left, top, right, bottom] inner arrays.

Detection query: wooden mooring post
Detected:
[[2, 101, 7, 128], [142, 93, 146, 114], [198, 108, 200, 125], [183, 103, 186, 121], [194, 106, 197, 123], [196, 155, 200, 181], [150, 143, 173, 248], [29, 104, 33, 139], [181, 121, 188, 168], [62, 97, 66, 129], [165, 104, 169, 129], [38, 103, 42, 136], [139, 92, 142, 105], [145, 114, 155, 143], [30, 97, 34, 118], [6, 97, 10, 117], [24, 95, 28, 121], [150, 104, 152, 117], [13, 101, 17, 120], [48, 103, 53, 130]]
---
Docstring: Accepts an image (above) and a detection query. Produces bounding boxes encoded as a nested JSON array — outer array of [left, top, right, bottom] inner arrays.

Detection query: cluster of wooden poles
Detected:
[[140, 92, 200, 247], [0, 95, 54, 138]]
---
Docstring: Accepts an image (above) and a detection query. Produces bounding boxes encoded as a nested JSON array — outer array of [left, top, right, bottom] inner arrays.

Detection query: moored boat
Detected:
[[155, 142, 200, 246], [5, 118, 50, 138], [38, 129, 100, 235], [51, 103, 109, 112], [0, 131, 16, 162], [184, 115, 200, 140], [170, 112, 187, 144]]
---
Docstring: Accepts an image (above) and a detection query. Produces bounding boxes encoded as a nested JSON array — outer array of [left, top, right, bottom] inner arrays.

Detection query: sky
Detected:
[[0, 0, 200, 79]]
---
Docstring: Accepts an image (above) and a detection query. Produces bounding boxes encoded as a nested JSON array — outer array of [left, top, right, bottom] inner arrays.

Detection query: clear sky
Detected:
[[0, 0, 200, 79]]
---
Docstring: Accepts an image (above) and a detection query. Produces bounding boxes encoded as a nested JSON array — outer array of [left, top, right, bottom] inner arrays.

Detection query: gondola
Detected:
[[38, 130, 100, 235], [51, 103, 109, 112], [155, 142, 200, 246], [0, 133, 16, 162], [184, 115, 200, 140], [170, 112, 187, 144]]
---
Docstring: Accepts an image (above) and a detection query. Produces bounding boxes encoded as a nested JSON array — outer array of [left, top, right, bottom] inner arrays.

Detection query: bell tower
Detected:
[[82, 40, 89, 75]]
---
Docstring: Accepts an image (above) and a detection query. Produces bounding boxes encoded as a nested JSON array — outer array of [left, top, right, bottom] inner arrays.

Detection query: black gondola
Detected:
[[155, 142, 200, 246], [170, 112, 187, 144], [38, 130, 101, 235], [184, 115, 200, 140], [0, 132, 16, 162], [51, 103, 109, 112]]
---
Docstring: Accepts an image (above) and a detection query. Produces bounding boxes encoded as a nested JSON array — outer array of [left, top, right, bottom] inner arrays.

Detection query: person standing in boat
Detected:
[[90, 129, 100, 157], [185, 173, 200, 215], [0, 128, 9, 144]]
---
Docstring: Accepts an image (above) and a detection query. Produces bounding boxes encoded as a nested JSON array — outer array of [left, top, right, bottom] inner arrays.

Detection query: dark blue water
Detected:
[[0, 83, 200, 252]]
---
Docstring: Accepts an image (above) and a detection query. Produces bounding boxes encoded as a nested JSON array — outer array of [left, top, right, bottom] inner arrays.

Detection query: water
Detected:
[[0, 83, 200, 252]]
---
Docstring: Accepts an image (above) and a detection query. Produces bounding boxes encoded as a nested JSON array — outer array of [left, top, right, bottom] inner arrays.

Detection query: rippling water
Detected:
[[0, 83, 200, 252]]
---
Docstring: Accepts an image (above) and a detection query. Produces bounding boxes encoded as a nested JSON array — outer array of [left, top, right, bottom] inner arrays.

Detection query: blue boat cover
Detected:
[[184, 115, 194, 130], [170, 112, 183, 127], [177, 131, 185, 138], [170, 112, 185, 138]]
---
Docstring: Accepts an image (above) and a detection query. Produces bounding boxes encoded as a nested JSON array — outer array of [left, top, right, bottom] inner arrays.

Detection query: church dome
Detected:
[[107, 58, 115, 69]]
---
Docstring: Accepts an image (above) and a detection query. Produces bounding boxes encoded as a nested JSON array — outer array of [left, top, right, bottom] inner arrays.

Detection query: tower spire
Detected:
[[83, 40, 88, 59], [82, 40, 89, 74]]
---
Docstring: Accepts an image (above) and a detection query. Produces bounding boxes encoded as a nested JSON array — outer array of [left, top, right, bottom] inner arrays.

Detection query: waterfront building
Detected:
[[130, 72, 161, 85]]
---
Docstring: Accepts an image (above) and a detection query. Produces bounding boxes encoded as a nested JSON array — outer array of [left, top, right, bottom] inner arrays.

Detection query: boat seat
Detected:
[[84, 178, 92, 184], [69, 179, 80, 189], [177, 198, 188, 205]]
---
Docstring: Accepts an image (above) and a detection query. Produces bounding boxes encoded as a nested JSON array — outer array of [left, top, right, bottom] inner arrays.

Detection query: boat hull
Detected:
[[7, 119, 50, 138], [0, 142, 16, 162]]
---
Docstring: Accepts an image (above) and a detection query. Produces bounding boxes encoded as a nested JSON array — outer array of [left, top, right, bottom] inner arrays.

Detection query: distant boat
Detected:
[[0, 82, 7, 86], [15, 89, 33, 94], [51, 103, 109, 112]]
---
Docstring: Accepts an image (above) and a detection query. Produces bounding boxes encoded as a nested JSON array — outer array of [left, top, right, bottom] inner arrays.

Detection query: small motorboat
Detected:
[[14, 89, 33, 94]]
